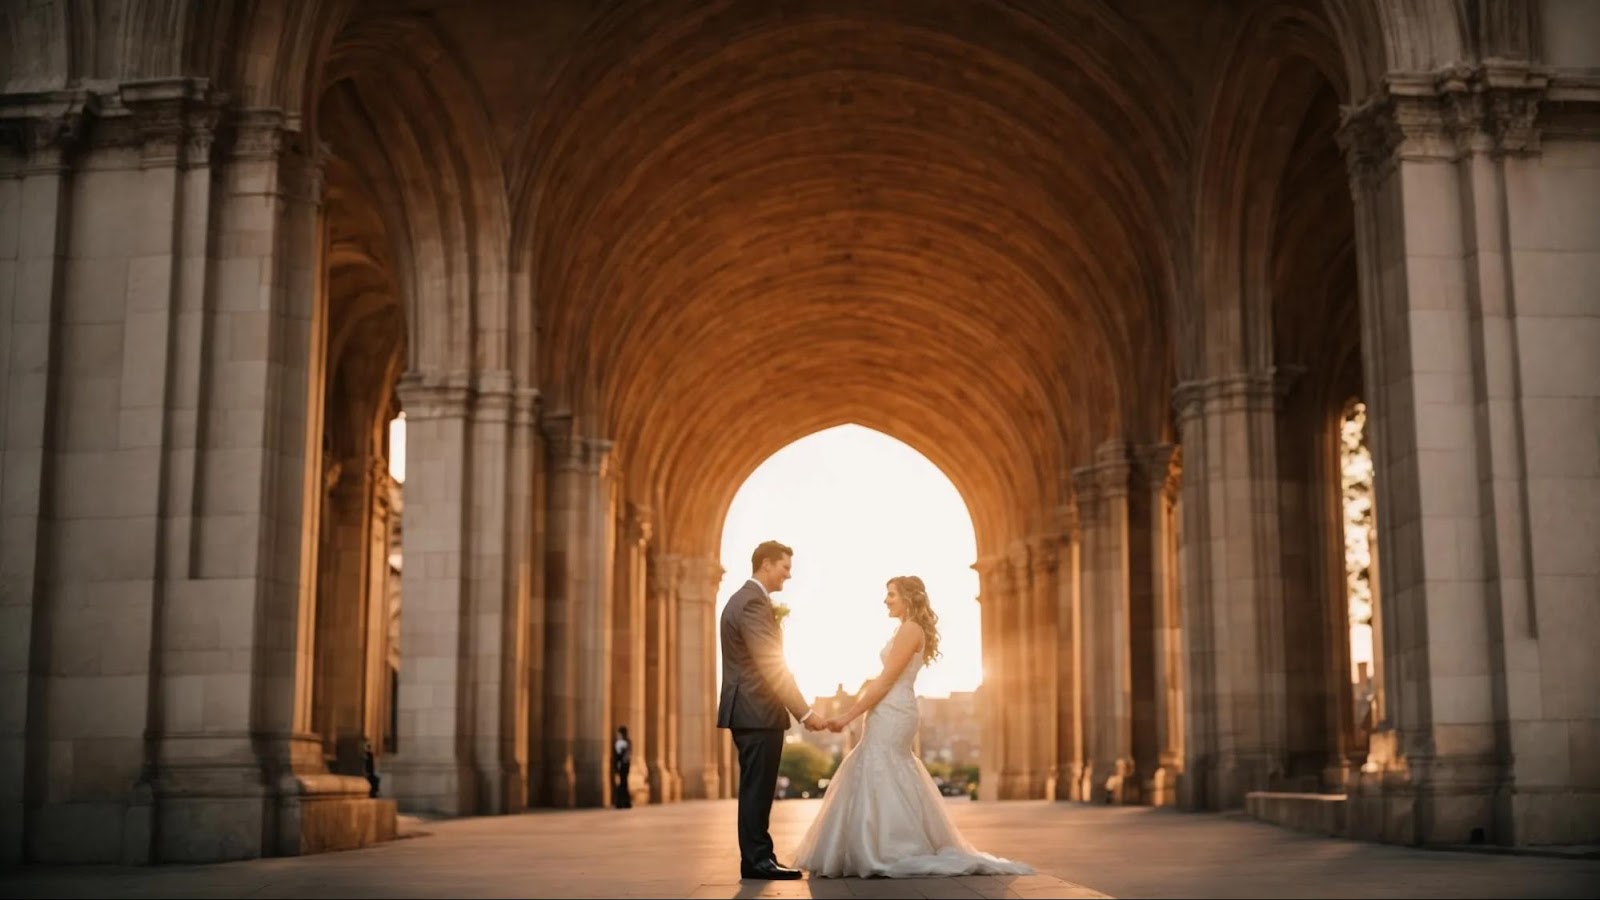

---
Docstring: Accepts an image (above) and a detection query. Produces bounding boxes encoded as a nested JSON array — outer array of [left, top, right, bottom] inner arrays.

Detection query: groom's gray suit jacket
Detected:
[[716, 581, 810, 730]]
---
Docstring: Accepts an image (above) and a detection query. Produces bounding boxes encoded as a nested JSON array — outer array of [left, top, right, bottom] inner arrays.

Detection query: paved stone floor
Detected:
[[3, 799, 1598, 898]]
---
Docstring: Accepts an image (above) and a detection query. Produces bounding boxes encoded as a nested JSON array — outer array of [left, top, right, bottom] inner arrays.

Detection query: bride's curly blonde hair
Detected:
[[889, 575, 942, 666]]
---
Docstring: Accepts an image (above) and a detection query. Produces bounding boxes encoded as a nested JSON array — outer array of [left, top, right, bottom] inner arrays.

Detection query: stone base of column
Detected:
[[680, 766, 720, 800], [1055, 764, 1088, 802], [998, 770, 1028, 799], [1075, 765, 1095, 803], [647, 765, 670, 804], [24, 735, 398, 864], [22, 785, 156, 864], [1343, 748, 1600, 847], [1150, 764, 1183, 807], [387, 757, 481, 816], [1103, 758, 1141, 805], [1040, 771, 1059, 801], [274, 772, 397, 856], [1215, 751, 1280, 809]]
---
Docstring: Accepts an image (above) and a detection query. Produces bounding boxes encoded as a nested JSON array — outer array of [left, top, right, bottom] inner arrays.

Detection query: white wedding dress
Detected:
[[792, 630, 1034, 879]]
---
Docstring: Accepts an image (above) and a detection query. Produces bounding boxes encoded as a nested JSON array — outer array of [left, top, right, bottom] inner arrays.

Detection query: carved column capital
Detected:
[[1070, 466, 1101, 525], [396, 371, 472, 420], [971, 555, 1009, 604], [623, 502, 654, 547], [227, 107, 291, 162], [1339, 64, 1550, 189], [648, 552, 682, 596], [510, 388, 541, 426], [1027, 534, 1060, 577], [118, 78, 223, 169], [1136, 443, 1178, 497], [1095, 443, 1132, 499], [675, 556, 724, 606], [1172, 369, 1298, 420], [0, 89, 95, 173], [1057, 501, 1080, 542]]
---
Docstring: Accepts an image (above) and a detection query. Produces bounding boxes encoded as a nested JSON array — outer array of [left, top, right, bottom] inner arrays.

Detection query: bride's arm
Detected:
[[836, 623, 924, 728]]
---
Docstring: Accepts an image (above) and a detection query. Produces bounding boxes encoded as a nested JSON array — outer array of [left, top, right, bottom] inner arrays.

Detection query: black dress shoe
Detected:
[[741, 858, 803, 880]]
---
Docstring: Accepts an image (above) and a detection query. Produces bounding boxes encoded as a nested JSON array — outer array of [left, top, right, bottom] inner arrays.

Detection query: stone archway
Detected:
[[3, 0, 1597, 866]]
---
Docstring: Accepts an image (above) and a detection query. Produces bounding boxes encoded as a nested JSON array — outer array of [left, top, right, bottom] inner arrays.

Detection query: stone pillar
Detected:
[[1005, 544, 1037, 798], [1336, 64, 1600, 845], [644, 552, 679, 803], [1055, 504, 1087, 801], [505, 387, 540, 813], [1073, 442, 1139, 803], [665, 556, 684, 802], [388, 373, 475, 815], [363, 462, 399, 758], [0, 98, 84, 865], [1139, 444, 1184, 806], [464, 373, 525, 814], [676, 556, 722, 800], [538, 416, 615, 808], [1173, 373, 1293, 810], [975, 556, 1025, 799], [314, 452, 380, 773], [611, 503, 650, 805], [973, 558, 1004, 802], [1026, 535, 1061, 799]]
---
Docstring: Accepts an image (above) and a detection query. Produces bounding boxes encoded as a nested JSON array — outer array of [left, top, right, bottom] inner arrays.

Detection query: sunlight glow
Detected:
[[716, 425, 981, 701], [388, 412, 406, 484]]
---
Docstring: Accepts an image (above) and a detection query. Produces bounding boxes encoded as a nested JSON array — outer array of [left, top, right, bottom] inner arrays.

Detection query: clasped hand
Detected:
[[805, 714, 849, 733]]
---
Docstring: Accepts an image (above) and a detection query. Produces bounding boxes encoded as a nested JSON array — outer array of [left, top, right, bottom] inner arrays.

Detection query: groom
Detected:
[[717, 540, 832, 881]]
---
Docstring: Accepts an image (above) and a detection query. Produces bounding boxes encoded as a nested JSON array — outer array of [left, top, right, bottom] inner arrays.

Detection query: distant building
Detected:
[[786, 685, 983, 780], [917, 691, 981, 771]]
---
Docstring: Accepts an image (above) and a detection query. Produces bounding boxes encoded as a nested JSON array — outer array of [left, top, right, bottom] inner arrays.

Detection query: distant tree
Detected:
[[779, 742, 835, 796]]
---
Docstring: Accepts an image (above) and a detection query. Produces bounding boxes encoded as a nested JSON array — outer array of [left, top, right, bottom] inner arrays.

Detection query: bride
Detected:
[[793, 576, 1034, 879]]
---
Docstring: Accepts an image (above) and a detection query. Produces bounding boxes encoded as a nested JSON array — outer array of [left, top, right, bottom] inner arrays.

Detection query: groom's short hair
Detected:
[[751, 540, 793, 573]]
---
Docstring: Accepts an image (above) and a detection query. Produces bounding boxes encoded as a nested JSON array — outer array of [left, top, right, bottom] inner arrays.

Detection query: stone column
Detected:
[[1054, 504, 1086, 801], [313, 452, 379, 772], [388, 373, 474, 816], [1073, 442, 1138, 803], [363, 461, 398, 758], [1336, 65, 1600, 845], [611, 503, 650, 805], [973, 558, 1005, 802], [976, 556, 1025, 799], [676, 556, 723, 799], [505, 388, 540, 812], [0, 98, 84, 865], [644, 552, 679, 803], [1026, 536, 1061, 799], [1173, 373, 1293, 810], [538, 416, 615, 808], [1139, 444, 1184, 806], [1005, 544, 1037, 798], [464, 372, 525, 814]]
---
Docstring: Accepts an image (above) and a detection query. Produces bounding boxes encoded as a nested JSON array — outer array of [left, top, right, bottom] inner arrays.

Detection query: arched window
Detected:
[[1339, 399, 1378, 750]]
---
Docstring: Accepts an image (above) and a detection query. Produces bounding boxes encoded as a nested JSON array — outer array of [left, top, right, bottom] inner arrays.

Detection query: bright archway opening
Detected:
[[715, 425, 982, 704]]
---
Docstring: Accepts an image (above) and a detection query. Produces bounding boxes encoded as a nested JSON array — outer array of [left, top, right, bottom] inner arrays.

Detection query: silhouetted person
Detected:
[[363, 741, 380, 798], [612, 726, 633, 809]]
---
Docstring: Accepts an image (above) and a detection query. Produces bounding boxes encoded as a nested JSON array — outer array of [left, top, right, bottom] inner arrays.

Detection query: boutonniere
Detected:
[[772, 602, 791, 627]]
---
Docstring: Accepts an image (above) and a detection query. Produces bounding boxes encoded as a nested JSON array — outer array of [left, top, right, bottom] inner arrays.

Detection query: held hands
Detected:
[[803, 713, 850, 732]]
